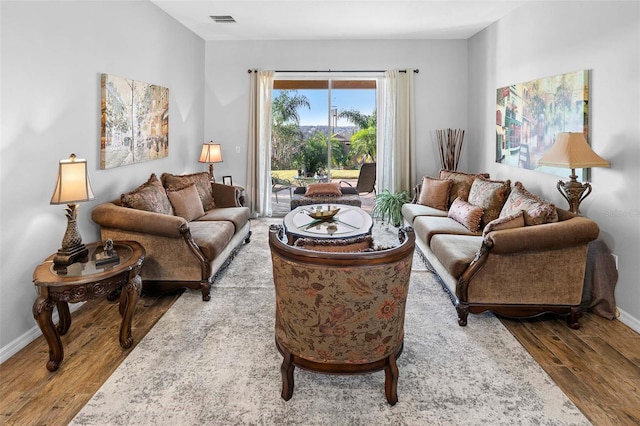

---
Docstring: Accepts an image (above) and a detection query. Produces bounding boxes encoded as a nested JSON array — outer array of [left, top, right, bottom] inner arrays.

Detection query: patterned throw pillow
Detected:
[[161, 172, 216, 211], [467, 177, 511, 228], [305, 182, 342, 197], [120, 173, 173, 215], [438, 169, 490, 207], [482, 211, 525, 238], [500, 182, 558, 225], [447, 197, 484, 232], [417, 177, 453, 211], [166, 183, 205, 221]]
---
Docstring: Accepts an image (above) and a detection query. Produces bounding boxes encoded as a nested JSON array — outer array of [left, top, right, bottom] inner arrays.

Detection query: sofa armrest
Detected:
[[92, 202, 188, 238], [211, 182, 243, 208], [485, 216, 599, 254]]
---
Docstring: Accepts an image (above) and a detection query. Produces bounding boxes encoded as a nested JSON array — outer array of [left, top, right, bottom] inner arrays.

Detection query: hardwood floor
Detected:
[[501, 313, 640, 426], [0, 290, 182, 426], [1, 291, 639, 425]]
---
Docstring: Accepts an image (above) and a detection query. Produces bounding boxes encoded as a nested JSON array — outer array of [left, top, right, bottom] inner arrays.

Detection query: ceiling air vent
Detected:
[[210, 15, 236, 23]]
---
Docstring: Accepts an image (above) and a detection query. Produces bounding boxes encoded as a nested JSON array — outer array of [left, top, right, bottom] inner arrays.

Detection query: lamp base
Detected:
[[53, 203, 89, 270], [53, 244, 89, 269], [556, 170, 592, 215]]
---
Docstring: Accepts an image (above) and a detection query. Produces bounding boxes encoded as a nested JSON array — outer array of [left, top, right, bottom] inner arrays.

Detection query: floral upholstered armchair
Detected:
[[268, 225, 415, 405]]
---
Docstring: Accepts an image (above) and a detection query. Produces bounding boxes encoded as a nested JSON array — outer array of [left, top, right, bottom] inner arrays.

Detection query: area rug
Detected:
[[71, 218, 589, 426]]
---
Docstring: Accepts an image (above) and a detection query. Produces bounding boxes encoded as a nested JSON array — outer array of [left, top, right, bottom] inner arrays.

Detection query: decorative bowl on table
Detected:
[[307, 207, 340, 220]]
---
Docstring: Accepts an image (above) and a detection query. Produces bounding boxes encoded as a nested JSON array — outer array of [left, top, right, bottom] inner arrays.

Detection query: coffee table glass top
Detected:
[[285, 204, 373, 238]]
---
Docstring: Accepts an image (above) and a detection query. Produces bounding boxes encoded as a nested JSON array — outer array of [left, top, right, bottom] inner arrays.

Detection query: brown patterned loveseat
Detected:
[[92, 172, 251, 301], [268, 225, 415, 405], [402, 169, 600, 328]]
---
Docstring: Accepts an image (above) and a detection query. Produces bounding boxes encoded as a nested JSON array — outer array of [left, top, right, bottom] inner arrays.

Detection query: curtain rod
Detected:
[[247, 69, 418, 74]]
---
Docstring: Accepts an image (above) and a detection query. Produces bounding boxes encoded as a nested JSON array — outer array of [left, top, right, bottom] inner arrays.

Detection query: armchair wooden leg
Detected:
[[456, 303, 469, 326], [280, 350, 295, 401], [384, 354, 399, 406]]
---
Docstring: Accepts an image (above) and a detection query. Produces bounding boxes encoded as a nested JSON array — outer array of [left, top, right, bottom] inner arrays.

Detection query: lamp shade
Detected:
[[537, 132, 610, 169], [199, 142, 223, 164], [50, 154, 95, 204]]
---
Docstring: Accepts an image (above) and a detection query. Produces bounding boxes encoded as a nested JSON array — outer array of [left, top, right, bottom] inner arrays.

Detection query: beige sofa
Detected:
[[402, 170, 600, 328], [92, 172, 251, 301]]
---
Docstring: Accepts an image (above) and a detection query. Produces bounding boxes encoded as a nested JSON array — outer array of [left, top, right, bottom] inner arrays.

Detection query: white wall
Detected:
[[468, 1, 640, 329], [0, 1, 205, 359], [203, 39, 469, 187]]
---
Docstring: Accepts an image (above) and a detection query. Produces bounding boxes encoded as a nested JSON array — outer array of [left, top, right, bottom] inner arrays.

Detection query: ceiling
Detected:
[[150, 0, 531, 41]]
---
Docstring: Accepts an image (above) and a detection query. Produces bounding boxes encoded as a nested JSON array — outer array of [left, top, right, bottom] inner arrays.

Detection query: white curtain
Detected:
[[377, 69, 416, 194], [246, 70, 274, 217]]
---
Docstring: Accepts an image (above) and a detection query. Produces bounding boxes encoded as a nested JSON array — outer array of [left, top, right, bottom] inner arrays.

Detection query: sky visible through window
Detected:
[[278, 89, 376, 126]]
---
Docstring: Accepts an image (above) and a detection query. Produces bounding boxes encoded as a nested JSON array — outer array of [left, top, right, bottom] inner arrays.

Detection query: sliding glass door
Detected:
[[271, 77, 376, 185]]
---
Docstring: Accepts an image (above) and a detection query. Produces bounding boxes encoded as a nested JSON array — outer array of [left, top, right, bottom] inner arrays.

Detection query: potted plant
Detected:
[[373, 189, 411, 227]]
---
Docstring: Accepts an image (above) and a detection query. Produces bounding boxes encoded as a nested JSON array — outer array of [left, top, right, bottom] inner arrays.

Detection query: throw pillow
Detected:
[[438, 169, 490, 207], [120, 173, 173, 215], [166, 183, 205, 221], [305, 182, 342, 197], [482, 211, 525, 238], [447, 197, 484, 232], [294, 235, 374, 252], [161, 172, 216, 211], [467, 176, 511, 228], [500, 182, 558, 225], [417, 176, 453, 211]]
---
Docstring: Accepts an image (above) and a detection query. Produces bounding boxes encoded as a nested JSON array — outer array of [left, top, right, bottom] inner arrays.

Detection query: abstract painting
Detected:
[[496, 70, 589, 179], [100, 74, 169, 169]]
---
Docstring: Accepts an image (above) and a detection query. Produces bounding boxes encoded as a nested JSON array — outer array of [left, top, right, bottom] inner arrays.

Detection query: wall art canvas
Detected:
[[100, 74, 169, 169], [495, 70, 589, 180]]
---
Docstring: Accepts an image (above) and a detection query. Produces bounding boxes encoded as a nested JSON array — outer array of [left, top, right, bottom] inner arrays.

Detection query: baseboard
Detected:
[[0, 302, 84, 364], [617, 307, 640, 334]]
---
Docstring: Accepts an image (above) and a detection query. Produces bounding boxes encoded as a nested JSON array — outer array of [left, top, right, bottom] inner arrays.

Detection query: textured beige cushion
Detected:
[[447, 197, 484, 232], [305, 182, 342, 197], [161, 172, 216, 210], [430, 235, 482, 278], [413, 216, 480, 246], [417, 177, 453, 211], [120, 173, 173, 215], [197, 206, 251, 232], [467, 177, 511, 227], [166, 183, 205, 221], [401, 203, 448, 224], [439, 169, 490, 207], [500, 182, 558, 225], [188, 221, 235, 262]]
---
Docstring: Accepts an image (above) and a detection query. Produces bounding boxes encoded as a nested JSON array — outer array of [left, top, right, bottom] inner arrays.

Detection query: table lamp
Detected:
[[199, 142, 223, 182], [50, 154, 95, 268], [537, 132, 609, 214]]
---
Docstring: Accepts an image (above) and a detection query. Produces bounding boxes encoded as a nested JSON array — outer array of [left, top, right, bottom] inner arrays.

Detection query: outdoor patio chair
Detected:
[[272, 174, 293, 203], [341, 162, 377, 195]]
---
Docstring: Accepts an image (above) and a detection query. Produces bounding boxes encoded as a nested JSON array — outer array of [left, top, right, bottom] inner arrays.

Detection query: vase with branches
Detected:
[[436, 128, 465, 170]]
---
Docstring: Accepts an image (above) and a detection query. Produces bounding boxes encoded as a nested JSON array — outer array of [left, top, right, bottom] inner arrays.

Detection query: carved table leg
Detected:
[[56, 301, 71, 335], [33, 296, 63, 372], [118, 274, 141, 349]]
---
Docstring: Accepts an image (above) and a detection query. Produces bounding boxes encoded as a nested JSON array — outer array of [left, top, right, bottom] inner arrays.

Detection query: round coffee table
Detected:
[[283, 204, 373, 245]]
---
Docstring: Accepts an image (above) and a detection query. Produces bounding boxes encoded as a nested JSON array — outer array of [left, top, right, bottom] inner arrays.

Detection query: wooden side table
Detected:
[[32, 240, 145, 371]]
